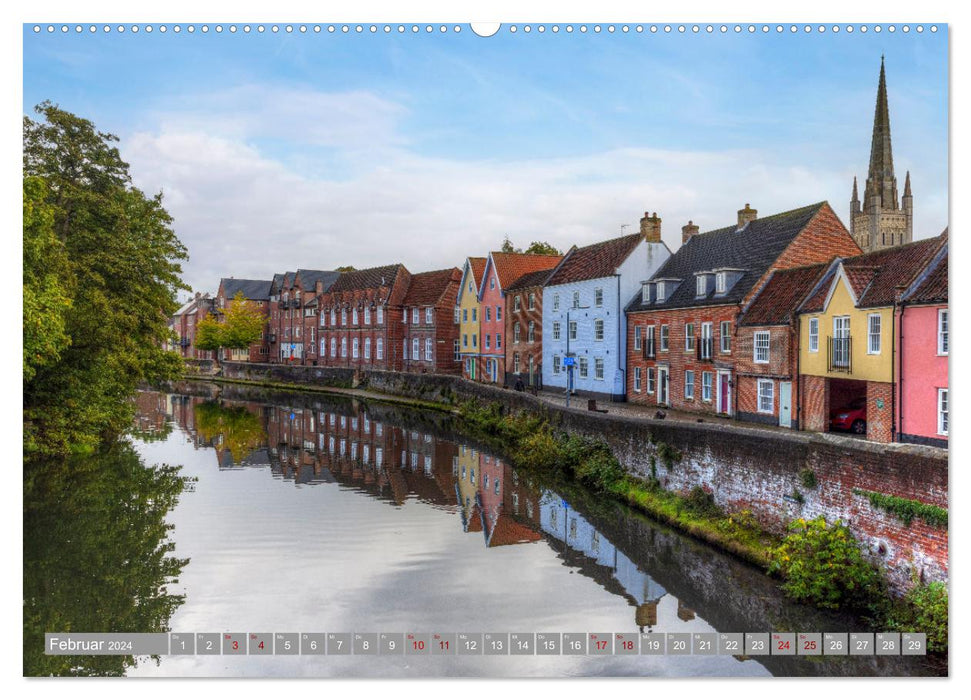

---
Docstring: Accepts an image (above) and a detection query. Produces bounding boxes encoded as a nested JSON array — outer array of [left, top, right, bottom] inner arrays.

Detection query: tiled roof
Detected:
[[904, 245, 947, 304], [486, 513, 542, 547], [739, 263, 828, 327], [220, 278, 273, 301], [506, 267, 556, 292], [403, 267, 462, 306], [546, 232, 643, 287], [295, 269, 340, 293], [626, 202, 827, 313], [488, 252, 562, 290], [330, 264, 405, 293], [843, 266, 880, 299], [469, 257, 487, 288]]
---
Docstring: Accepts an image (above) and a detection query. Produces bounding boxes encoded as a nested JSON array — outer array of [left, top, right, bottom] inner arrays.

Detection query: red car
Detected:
[[830, 397, 867, 434]]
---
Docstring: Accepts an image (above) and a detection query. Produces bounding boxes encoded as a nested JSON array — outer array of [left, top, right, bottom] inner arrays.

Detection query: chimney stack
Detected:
[[737, 203, 758, 230], [640, 211, 661, 243], [681, 220, 700, 245]]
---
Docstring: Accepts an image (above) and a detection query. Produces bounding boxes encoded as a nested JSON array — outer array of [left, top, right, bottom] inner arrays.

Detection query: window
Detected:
[[513, 352, 521, 374], [757, 379, 774, 413], [454, 307, 461, 323], [364, 307, 371, 325], [634, 367, 642, 392], [472, 334, 477, 348], [490, 276, 495, 290], [656, 282, 666, 303], [403, 339, 408, 360], [462, 333, 468, 348], [453, 339, 460, 361], [685, 370, 695, 399], [352, 338, 359, 358], [754, 331, 770, 363], [939, 309, 949, 355], [494, 478, 501, 495], [594, 288, 603, 307], [647, 368, 656, 394], [646, 325, 656, 356], [553, 355, 561, 374], [660, 325, 669, 352], [484, 334, 491, 350], [528, 321, 535, 342], [685, 323, 695, 352], [572, 291, 580, 308], [340, 338, 347, 357], [720, 321, 731, 353], [809, 317, 819, 353], [352, 308, 359, 325], [496, 333, 502, 349], [485, 307, 491, 322], [377, 306, 384, 324], [552, 322, 561, 341], [341, 309, 347, 325], [376, 338, 384, 360], [696, 276, 706, 297], [716, 272, 727, 294], [463, 308, 468, 322], [330, 337, 337, 357], [364, 337, 371, 359], [514, 296, 521, 312], [413, 337, 420, 360], [594, 319, 604, 341], [634, 326, 642, 350], [594, 358, 604, 380], [569, 321, 578, 341], [553, 294, 560, 311], [867, 314, 882, 354], [425, 338, 433, 361], [472, 308, 477, 322], [514, 324, 521, 343], [702, 371, 713, 401], [412, 308, 419, 324], [938, 388, 948, 435], [496, 305, 501, 321], [528, 293, 536, 310], [578, 357, 589, 379], [320, 339, 326, 356], [331, 310, 337, 326]]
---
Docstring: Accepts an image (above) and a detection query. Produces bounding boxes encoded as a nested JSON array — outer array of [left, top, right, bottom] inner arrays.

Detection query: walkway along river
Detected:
[[23, 381, 944, 676]]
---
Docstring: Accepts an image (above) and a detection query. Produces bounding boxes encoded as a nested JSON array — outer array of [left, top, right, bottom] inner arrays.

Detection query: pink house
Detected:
[[897, 234, 948, 447]]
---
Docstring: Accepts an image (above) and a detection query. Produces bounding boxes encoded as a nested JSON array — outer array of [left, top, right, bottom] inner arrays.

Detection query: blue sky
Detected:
[[23, 23, 949, 294]]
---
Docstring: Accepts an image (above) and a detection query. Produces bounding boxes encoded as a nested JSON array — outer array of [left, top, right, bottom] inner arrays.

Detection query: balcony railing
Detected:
[[697, 336, 714, 362], [827, 336, 852, 373], [643, 339, 656, 359]]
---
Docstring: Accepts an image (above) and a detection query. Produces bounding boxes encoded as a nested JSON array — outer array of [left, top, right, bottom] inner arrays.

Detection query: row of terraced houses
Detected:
[[172, 61, 947, 447]]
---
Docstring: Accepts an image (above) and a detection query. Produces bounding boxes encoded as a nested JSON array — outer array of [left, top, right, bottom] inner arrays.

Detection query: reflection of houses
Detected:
[[477, 454, 542, 548], [539, 493, 667, 626], [133, 391, 169, 435]]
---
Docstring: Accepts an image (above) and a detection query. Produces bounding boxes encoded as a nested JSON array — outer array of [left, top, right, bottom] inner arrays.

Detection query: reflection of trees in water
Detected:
[[23, 442, 190, 676], [193, 401, 266, 464]]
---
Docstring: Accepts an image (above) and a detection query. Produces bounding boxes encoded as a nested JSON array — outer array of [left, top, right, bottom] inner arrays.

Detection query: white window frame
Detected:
[[352, 308, 359, 325], [594, 358, 604, 381], [514, 296, 521, 312], [808, 317, 819, 353], [377, 306, 384, 324], [702, 371, 713, 402], [720, 320, 731, 353], [341, 309, 347, 325], [485, 306, 491, 322], [553, 355, 561, 374], [594, 288, 603, 307], [528, 321, 535, 342], [528, 293, 536, 310], [754, 330, 770, 364], [413, 337, 420, 359], [403, 339, 408, 360], [594, 319, 604, 341], [569, 321, 578, 341], [552, 322, 561, 341], [425, 338, 433, 361], [685, 370, 695, 399], [867, 313, 882, 355], [364, 307, 371, 325], [330, 337, 337, 357], [364, 337, 371, 359], [634, 326, 642, 351], [572, 290, 580, 308], [716, 272, 727, 294], [696, 276, 706, 297], [553, 294, 560, 311], [656, 282, 666, 303], [425, 307, 433, 324], [514, 323, 521, 343], [340, 337, 347, 358], [376, 337, 384, 360], [660, 325, 669, 352], [938, 309, 948, 355], [757, 379, 774, 414], [685, 323, 695, 352], [647, 367, 656, 394], [634, 367, 642, 392], [578, 357, 589, 379], [938, 388, 948, 436], [352, 337, 359, 359]]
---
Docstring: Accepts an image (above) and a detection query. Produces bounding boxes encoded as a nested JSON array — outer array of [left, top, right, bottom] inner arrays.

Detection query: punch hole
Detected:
[[930, 25, 938, 32], [875, 25, 882, 33], [691, 25, 699, 33], [580, 25, 588, 33], [215, 25, 223, 33], [188, 26, 195, 33], [635, 26, 643, 33], [903, 25, 910, 32], [114, 25, 122, 33], [510, 25, 517, 33], [145, 25, 153, 33], [32, 25, 39, 32], [917, 26, 923, 32], [75, 25, 82, 33], [748, 25, 756, 33], [566, 26, 574, 33], [847, 26, 854, 33], [173, 25, 181, 33], [832, 26, 840, 33], [888, 26, 896, 33], [677, 25, 684, 33], [201, 25, 209, 33]]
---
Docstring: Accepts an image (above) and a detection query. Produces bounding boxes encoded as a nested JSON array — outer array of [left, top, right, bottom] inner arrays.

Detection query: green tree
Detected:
[[500, 235, 519, 253], [23, 102, 189, 455], [194, 291, 264, 361], [335, 265, 356, 272], [194, 400, 266, 462], [524, 240, 562, 256]]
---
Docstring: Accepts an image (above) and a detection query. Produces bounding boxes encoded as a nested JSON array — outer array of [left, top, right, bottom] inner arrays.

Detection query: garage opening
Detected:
[[828, 378, 868, 436]]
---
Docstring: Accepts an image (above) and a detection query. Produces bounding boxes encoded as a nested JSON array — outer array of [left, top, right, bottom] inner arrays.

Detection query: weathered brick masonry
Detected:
[[195, 360, 948, 592]]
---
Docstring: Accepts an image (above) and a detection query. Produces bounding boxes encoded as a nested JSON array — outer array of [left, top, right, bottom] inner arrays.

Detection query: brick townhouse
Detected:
[[504, 267, 557, 389], [270, 269, 341, 364], [400, 267, 463, 375], [317, 264, 412, 371], [625, 202, 861, 417], [214, 277, 273, 362], [170, 292, 215, 359]]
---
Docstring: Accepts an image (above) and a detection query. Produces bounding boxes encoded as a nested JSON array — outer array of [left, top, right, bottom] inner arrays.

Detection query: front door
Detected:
[[718, 371, 731, 415], [528, 356, 534, 386], [658, 367, 669, 406], [779, 381, 793, 428]]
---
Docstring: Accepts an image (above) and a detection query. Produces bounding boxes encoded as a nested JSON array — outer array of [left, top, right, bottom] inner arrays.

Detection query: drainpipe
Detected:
[[896, 299, 905, 440], [616, 274, 624, 401], [795, 315, 802, 430]]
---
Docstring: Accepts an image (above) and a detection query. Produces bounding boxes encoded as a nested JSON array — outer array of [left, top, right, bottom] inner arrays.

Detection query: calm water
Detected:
[[23, 383, 942, 677]]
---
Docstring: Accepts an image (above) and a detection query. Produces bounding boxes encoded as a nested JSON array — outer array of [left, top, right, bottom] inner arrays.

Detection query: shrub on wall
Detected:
[[893, 581, 948, 654]]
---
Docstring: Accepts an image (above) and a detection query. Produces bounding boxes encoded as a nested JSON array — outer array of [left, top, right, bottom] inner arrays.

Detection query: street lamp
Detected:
[[564, 304, 590, 409]]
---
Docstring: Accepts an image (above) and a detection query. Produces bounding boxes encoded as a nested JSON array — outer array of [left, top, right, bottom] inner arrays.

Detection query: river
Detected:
[[22, 382, 944, 677]]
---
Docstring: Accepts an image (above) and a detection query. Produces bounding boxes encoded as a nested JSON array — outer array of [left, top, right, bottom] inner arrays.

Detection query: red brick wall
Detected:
[[401, 303, 461, 375], [866, 380, 895, 443], [505, 284, 545, 385], [800, 374, 829, 432]]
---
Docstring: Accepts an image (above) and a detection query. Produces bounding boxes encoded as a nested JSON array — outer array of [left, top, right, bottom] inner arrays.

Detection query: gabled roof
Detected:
[[220, 278, 273, 301], [330, 264, 406, 293], [506, 267, 556, 292], [482, 252, 562, 294], [739, 263, 828, 327], [800, 236, 942, 313], [626, 202, 828, 313], [294, 269, 341, 293], [269, 272, 288, 295], [402, 268, 462, 306], [546, 232, 644, 287], [469, 257, 487, 287], [903, 242, 947, 305]]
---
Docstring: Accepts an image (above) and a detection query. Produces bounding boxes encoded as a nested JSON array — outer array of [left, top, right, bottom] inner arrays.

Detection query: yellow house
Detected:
[[797, 239, 941, 442], [458, 257, 486, 381], [455, 443, 482, 534]]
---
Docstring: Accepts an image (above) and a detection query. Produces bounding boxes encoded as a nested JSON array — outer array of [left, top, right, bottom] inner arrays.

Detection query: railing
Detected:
[[697, 337, 714, 362], [827, 336, 852, 373], [643, 339, 656, 359]]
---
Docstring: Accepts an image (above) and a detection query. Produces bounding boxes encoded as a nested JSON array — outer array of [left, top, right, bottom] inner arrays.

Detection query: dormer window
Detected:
[[715, 272, 727, 294], [656, 282, 666, 303], [696, 276, 706, 297], [641, 283, 651, 304]]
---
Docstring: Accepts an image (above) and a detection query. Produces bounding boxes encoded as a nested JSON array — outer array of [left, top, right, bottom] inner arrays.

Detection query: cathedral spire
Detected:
[[904, 170, 912, 197], [867, 55, 897, 208]]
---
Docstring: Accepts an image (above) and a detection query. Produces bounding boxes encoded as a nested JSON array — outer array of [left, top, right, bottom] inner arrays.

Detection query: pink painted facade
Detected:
[[898, 304, 948, 446], [478, 267, 506, 385]]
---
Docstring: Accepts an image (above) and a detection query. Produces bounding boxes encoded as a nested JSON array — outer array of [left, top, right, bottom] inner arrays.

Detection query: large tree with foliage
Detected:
[[23, 102, 189, 455], [194, 291, 264, 361], [499, 236, 562, 256]]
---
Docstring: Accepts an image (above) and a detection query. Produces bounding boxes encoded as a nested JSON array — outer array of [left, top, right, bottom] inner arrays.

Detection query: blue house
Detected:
[[542, 214, 671, 400]]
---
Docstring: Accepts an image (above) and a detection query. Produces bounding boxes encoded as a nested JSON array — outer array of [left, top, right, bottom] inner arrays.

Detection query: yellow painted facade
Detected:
[[455, 445, 481, 531], [458, 259, 482, 379], [799, 274, 894, 383]]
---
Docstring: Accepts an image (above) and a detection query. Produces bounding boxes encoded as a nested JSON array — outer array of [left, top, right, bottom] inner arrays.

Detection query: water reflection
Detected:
[[118, 386, 941, 677]]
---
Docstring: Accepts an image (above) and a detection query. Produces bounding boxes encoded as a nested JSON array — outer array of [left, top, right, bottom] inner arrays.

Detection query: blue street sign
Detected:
[[563, 357, 576, 367]]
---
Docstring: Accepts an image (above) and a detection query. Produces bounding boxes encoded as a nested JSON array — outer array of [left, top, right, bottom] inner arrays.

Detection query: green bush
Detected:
[[768, 516, 886, 611], [799, 469, 818, 489], [682, 486, 722, 518], [894, 581, 948, 653]]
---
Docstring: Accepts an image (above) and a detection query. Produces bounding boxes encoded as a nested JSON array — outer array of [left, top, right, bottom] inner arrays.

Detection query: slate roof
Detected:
[[626, 202, 827, 313], [487, 252, 563, 290], [506, 267, 556, 292], [269, 272, 288, 295], [546, 232, 644, 287], [800, 236, 942, 312], [904, 244, 948, 304], [220, 278, 273, 301], [402, 268, 462, 306], [295, 268, 341, 293], [330, 264, 406, 292], [739, 263, 828, 327]]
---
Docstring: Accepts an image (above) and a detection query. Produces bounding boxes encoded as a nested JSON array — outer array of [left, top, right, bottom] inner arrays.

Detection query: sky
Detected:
[[22, 22, 949, 296]]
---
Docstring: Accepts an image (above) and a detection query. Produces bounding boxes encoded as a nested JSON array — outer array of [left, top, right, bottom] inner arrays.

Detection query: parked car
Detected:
[[830, 397, 867, 434]]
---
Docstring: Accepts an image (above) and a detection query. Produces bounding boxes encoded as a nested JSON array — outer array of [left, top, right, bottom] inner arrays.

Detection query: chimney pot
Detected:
[[737, 203, 758, 229], [681, 220, 700, 245], [639, 210, 662, 243]]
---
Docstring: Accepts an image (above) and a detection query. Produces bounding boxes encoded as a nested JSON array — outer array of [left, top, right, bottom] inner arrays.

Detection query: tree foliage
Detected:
[[499, 236, 562, 256], [335, 265, 356, 272], [23, 102, 189, 455], [193, 400, 266, 463], [194, 292, 264, 356]]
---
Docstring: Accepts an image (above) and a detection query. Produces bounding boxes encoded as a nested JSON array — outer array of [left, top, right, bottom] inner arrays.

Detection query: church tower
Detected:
[[850, 57, 913, 252]]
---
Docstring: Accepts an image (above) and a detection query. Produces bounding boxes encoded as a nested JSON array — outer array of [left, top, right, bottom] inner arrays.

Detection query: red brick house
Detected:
[[317, 264, 412, 371], [271, 269, 341, 365], [214, 278, 274, 362], [734, 262, 831, 427], [624, 202, 861, 417], [401, 267, 463, 375], [504, 267, 557, 389], [170, 292, 215, 360]]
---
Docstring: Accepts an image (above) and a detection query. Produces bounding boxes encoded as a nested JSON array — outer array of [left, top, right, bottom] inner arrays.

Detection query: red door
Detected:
[[719, 373, 730, 414]]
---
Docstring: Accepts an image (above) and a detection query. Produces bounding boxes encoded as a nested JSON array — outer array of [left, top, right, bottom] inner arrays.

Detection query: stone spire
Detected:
[[851, 176, 860, 215], [904, 170, 912, 198], [865, 56, 899, 211]]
